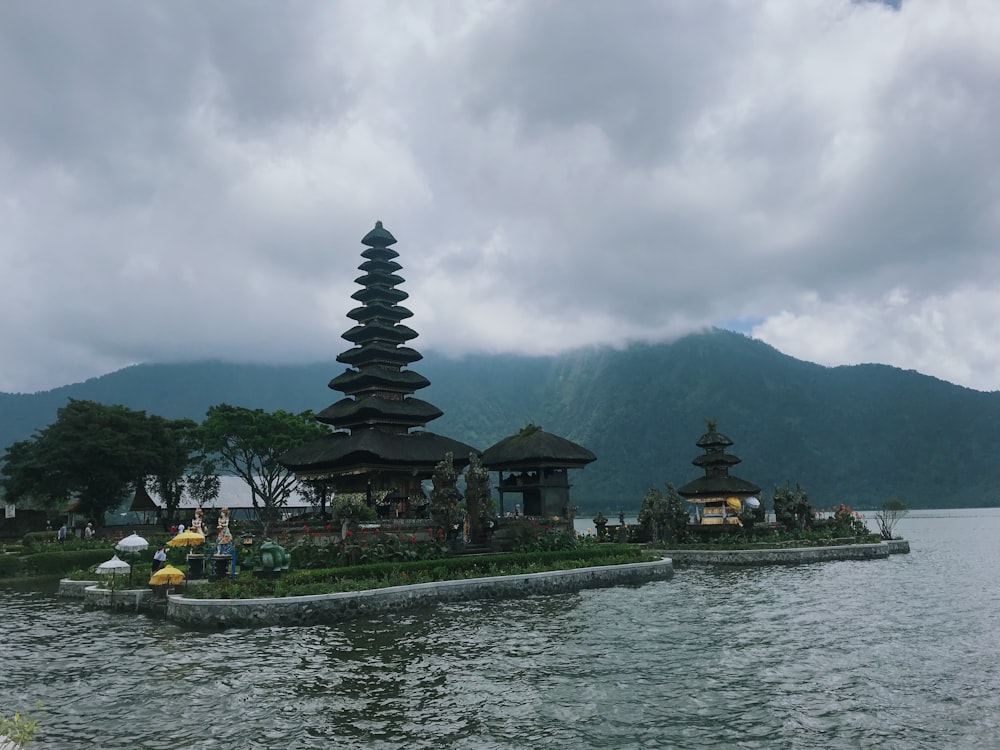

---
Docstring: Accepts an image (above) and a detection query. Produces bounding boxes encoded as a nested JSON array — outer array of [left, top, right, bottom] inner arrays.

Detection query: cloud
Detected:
[[0, 0, 998, 393]]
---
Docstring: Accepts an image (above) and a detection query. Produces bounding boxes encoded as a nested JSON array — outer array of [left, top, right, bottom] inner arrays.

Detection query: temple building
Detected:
[[279, 221, 478, 513], [481, 424, 596, 519], [677, 420, 760, 525]]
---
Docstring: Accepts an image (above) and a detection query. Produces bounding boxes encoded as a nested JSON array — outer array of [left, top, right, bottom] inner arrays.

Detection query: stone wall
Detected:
[[167, 557, 674, 630], [58, 579, 98, 598], [83, 585, 151, 612], [663, 542, 898, 566]]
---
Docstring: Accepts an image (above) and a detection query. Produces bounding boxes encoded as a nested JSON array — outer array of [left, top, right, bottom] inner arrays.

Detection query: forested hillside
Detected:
[[2, 330, 999, 510]]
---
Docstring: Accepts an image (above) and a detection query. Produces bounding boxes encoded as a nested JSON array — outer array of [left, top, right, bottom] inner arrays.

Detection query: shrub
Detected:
[[0, 555, 24, 577], [20, 549, 111, 577], [22, 531, 57, 549], [507, 519, 579, 552]]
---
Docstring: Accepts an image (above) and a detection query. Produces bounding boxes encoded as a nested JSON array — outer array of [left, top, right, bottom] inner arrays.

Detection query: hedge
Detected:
[[18, 549, 112, 577]]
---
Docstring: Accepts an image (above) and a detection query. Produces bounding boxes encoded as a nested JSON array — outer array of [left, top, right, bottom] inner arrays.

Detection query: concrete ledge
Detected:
[[885, 539, 910, 554], [83, 585, 152, 612], [663, 542, 894, 566], [167, 557, 674, 630], [58, 579, 99, 598]]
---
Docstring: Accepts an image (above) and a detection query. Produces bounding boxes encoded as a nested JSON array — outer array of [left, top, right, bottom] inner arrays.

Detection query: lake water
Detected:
[[2, 509, 999, 749]]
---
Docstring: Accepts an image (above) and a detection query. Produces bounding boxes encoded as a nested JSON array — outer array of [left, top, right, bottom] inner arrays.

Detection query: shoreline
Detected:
[[43, 539, 913, 629]]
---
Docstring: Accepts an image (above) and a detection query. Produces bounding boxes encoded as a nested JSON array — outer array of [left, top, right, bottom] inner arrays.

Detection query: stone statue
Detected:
[[215, 506, 233, 556], [190, 508, 204, 536]]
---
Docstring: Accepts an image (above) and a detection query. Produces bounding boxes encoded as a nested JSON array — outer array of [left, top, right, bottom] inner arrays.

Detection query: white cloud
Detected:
[[752, 284, 1000, 391], [0, 1, 998, 393]]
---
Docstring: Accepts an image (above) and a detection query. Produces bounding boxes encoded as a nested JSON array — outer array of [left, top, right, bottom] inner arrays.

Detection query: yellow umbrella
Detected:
[[166, 529, 206, 547], [149, 564, 186, 586]]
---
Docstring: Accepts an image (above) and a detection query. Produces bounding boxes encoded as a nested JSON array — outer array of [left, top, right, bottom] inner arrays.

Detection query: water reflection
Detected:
[[3, 510, 1000, 748]]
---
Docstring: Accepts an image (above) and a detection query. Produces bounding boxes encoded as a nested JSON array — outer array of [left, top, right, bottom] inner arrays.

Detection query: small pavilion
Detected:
[[481, 424, 596, 519], [677, 420, 760, 525], [279, 222, 478, 515]]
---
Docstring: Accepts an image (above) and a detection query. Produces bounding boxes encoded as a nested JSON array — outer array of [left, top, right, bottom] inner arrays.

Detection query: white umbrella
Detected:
[[115, 533, 149, 553], [96, 555, 131, 574], [96, 554, 132, 592], [744, 497, 761, 508]]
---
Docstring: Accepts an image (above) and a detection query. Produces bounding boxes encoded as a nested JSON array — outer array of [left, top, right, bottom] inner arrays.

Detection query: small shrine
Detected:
[[279, 222, 478, 514], [677, 420, 760, 525], [481, 424, 596, 519]]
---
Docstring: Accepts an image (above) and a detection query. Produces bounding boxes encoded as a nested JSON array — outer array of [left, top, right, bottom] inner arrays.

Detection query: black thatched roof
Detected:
[[130, 484, 160, 512], [676, 474, 761, 500], [696, 430, 733, 449], [317, 396, 443, 428], [693, 452, 741, 468], [481, 425, 596, 471], [328, 366, 430, 394], [278, 428, 479, 479], [336, 343, 422, 368]]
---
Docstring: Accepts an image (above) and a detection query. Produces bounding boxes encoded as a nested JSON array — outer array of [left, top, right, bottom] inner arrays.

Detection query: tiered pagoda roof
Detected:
[[677, 421, 760, 501], [280, 221, 477, 480]]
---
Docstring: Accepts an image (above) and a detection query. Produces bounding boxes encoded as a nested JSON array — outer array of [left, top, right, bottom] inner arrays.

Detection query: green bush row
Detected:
[[18, 549, 113, 577], [186, 545, 646, 599]]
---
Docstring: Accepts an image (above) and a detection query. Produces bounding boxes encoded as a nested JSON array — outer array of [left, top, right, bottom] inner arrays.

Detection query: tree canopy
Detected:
[[199, 404, 328, 529], [0, 399, 203, 522]]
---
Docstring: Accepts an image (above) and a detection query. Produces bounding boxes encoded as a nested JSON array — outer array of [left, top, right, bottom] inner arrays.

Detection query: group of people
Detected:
[[55, 521, 95, 541]]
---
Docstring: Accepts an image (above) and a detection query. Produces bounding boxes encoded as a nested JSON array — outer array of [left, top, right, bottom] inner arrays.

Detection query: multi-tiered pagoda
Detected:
[[279, 222, 478, 509], [677, 420, 760, 525]]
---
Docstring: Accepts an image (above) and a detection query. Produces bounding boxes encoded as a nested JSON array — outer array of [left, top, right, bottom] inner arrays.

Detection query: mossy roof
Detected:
[[481, 425, 596, 470], [279, 428, 479, 478]]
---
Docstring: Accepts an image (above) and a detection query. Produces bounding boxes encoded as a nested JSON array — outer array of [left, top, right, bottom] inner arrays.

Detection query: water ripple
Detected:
[[3, 511, 1000, 748]]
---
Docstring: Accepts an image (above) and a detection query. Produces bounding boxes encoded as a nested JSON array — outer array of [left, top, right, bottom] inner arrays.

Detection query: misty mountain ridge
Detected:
[[2, 329, 998, 511]]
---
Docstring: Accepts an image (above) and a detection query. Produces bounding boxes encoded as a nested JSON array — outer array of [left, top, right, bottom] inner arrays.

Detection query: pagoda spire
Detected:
[[677, 420, 761, 501], [318, 221, 443, 435]]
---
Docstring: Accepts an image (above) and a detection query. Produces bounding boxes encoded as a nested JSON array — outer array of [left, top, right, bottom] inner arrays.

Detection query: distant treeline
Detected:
[[2, 329, 999, 511]]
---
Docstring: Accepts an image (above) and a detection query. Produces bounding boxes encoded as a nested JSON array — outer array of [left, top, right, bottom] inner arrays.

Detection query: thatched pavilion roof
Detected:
[[481, 425, 596, 471]]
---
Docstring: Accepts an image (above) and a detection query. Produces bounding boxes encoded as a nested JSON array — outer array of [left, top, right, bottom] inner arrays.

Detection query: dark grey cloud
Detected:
[[0, 1, 998, 392]]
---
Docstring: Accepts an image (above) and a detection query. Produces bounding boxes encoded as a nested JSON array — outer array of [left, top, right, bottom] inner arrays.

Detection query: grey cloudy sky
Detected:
[[2, 1, 998, 394]]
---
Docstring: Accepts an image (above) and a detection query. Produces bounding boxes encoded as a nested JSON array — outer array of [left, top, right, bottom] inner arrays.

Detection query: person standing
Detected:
[[57, 524, 68, 542], [83, 522, 94, 540], [152, 545, 167, 572]]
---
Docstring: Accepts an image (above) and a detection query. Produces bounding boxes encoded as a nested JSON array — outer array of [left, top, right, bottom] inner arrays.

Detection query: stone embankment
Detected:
[[167, 557, 675, 630], [62, 539, 911, 627], [83, 585, 151, 612], [663, 540, 909, 566]]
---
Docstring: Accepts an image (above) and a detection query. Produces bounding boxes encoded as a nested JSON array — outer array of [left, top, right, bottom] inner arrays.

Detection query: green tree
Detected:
[[185, 464, 221, 510], [0, 400, 196, 523], [637, 483, 690, 543], [299, 479, 333, 519], [772, 481, 813, 530], [146, 416, 204, 525], [873, 498, 908, 540], [200, 404, 328, 532]]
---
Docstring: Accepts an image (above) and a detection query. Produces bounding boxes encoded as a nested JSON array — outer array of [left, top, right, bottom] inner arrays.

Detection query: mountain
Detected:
[[2, 329, 999, 511]]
